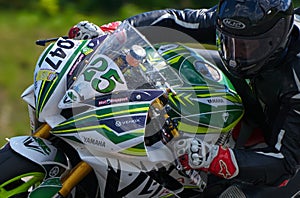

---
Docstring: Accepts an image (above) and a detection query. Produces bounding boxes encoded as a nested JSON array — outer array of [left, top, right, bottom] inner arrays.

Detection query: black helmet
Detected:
[[216, 0, 294, 78]]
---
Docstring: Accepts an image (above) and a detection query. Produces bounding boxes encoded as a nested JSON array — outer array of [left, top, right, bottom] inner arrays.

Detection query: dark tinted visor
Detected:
[[216, 19, 287, 67]]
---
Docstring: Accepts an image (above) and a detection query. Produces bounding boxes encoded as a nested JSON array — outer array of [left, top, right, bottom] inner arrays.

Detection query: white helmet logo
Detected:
[[223, 18, 246, 29]]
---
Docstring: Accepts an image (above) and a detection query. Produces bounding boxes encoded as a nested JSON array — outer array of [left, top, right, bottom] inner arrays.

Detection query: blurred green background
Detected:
[[0, 0, 299, 146]]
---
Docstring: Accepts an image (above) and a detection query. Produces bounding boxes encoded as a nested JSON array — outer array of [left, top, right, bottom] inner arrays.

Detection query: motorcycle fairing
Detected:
[[21, 84, 35, 109], [83, 90, 165, 108], [9, 136, 71, 179], [152, 43, 244, 134], [52, 100, 156, 155], [168, 87, 244, 133], [33, 37, 104, 124], [28, 177, 63, 198], [52, 88, 181, 171], [58, 53, 128, 109], [85, 156, 202, 197]]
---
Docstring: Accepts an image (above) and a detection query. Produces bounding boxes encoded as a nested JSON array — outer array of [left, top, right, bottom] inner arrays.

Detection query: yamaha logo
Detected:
[[223, 18, 246, 29], [49, 166, 60, 177]]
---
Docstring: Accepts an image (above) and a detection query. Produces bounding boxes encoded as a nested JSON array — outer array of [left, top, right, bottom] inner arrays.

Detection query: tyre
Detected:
[[0, 143, 45, 198], [0, 139, 100, 198]]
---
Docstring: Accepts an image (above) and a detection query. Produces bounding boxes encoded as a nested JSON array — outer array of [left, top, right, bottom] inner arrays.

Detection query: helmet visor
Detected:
[[216, 19, 287, 70]]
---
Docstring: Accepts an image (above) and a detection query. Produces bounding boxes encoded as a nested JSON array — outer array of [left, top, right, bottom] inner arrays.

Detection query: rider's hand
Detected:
[[174, 138, 239, 179], [68, 21, 105, 40], [100, 21, 122, 33], [174, 138, 215, 169]]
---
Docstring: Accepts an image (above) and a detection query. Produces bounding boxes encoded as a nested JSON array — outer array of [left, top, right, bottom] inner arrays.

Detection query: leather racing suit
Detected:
[[125, 6, 300, 187]]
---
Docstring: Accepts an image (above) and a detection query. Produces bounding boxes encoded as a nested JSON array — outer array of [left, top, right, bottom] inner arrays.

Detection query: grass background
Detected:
[[0, 10, 136, 146], [1, 1, 300, 146]]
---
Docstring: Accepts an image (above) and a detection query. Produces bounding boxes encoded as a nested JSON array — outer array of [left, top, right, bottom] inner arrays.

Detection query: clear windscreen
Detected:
[[60, 21, 183, 108]]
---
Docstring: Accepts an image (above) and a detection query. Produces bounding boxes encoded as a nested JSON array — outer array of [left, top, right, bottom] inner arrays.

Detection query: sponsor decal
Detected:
[[115, 118, 142, 127], [208, 98, 223, 103], [82, 136, 106, 147], [190, 97, 232, 107], [157, 44, 178, 54], [63, 90, 79, 104], [218, 160, 232, 179], [194, 60, 221, 81], [68, 39, 101, 76], [98, 97, 129, 106], [81, 47, 94, 55], [68, 53, 85, 76], [223, 18, 246, 30], [36, 69, 57, 81]]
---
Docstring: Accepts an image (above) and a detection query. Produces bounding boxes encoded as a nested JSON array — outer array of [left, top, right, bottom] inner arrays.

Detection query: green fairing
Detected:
[[29, 178, 62, 198], [0, 172, 45, 198], [51, 103, 150, 146], [150, 44, 244, 133]]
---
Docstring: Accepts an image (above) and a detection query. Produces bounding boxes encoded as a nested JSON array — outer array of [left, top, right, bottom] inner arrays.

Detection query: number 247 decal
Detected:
[[83, 56, 124, 93]]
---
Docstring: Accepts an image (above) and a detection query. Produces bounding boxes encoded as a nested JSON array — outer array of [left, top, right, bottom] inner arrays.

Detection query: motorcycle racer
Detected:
[[127, 0, 300, 189], [68, 0, 300, 190]]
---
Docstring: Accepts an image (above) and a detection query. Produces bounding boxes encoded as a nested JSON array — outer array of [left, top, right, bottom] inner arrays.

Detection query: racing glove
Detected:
[[175, 138, 239, 179], [68, 21, 121, 40]]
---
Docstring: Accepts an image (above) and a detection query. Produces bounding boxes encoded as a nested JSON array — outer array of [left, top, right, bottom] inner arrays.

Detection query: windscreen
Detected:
[[59, 21, 183, 108]]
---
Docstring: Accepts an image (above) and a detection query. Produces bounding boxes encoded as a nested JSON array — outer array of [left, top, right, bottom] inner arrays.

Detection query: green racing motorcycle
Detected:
[[0, 21, 299, 198]]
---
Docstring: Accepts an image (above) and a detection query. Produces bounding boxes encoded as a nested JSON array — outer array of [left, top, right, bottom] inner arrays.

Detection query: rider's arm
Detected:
[[272, 91, 300, 174], [69, 6, 217, 44], [125, 6, 218, 44]]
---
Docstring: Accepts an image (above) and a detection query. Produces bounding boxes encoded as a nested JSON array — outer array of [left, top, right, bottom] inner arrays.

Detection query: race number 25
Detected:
[[83, 57, 124, 93]]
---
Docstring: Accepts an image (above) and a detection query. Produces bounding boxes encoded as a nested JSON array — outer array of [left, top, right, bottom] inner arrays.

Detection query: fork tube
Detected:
[[153, 98, 180, 138], [59, 161, 93, 197], [33, 123, 93, 197], [33, 123, 52, 139]]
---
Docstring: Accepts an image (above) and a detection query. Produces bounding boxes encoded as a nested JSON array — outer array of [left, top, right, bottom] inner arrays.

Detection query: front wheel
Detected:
[[0, 143, 45, 198]]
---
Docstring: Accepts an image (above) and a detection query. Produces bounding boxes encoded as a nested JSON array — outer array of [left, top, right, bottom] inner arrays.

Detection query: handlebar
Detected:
[[36, 36, 68, 46]]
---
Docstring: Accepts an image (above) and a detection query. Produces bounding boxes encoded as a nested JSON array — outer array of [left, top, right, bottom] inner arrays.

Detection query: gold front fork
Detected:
[[59, 161, 93, 197], [33, 123, 92, 197], [33, 124, 51, 139], [152, 97, 180, 139]]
